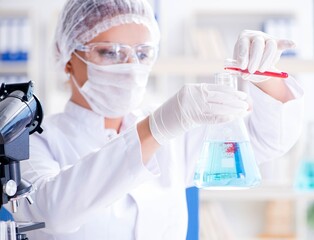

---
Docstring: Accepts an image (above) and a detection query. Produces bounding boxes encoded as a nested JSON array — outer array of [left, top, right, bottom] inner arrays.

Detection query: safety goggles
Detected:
[[75, 42, 159, 66]]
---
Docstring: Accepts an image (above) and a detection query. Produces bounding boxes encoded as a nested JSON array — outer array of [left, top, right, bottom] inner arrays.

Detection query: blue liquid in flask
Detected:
[[194, 141, 261, 189]]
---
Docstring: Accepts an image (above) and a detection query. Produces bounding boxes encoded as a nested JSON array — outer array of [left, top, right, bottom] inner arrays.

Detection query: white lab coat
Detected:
[[9, 78, 303, 240]]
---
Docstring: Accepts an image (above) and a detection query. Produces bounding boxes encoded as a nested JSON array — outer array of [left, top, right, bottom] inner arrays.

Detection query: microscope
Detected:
[[0, 81, 45, 239]]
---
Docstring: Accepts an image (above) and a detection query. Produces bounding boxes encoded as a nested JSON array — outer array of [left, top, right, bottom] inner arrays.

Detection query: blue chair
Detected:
[[0, 207, 13, 221], [186, 187, 199, 240]]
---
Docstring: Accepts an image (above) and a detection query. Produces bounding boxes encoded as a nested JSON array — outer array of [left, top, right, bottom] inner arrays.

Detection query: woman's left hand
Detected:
[[233, 29, 296, 82]]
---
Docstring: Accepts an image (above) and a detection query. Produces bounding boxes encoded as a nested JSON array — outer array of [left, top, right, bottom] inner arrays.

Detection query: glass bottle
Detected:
[[193, 72, 261, 189], [295, 122, 314, 190]]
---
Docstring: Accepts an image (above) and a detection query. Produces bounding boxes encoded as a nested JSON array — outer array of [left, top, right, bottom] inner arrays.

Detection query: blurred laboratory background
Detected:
[[1, 0, 314, 239]]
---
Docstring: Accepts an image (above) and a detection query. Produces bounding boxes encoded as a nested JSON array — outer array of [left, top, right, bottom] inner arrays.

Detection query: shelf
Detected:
[[0, 9, 29, 17], [0, 62, 28, 74], [151, 57, 314, 76], [200, 185, 314, 202]]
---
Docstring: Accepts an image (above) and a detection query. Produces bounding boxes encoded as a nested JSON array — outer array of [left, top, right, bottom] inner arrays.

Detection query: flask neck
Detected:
[[214, 72, 239, 90]]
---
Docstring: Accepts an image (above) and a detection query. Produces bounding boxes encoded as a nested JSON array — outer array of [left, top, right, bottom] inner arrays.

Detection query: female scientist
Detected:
[[12, 0, 303, 239]]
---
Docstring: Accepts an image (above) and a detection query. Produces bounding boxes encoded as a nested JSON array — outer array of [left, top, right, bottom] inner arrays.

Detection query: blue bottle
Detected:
[[295, 122, 314, 190], [193, 72, 261, 189]]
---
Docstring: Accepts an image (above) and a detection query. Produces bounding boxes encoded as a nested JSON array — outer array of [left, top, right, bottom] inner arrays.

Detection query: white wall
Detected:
[[158, 0, 313, 57]]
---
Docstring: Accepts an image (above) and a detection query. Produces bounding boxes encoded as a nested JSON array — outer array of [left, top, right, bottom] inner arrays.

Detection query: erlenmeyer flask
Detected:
[[193, 72, 261, 189]]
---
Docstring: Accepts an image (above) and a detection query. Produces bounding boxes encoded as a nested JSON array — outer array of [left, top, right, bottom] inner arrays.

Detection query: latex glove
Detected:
[[233, 29, 296, 82], [149, 83, 249, 145]]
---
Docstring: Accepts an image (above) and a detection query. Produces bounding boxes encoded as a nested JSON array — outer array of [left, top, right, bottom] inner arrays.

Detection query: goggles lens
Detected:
[[76, 42, 158, 66]]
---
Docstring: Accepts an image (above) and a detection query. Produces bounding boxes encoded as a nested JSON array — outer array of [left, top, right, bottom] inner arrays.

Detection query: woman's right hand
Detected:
[[149, 83, 250, 145]]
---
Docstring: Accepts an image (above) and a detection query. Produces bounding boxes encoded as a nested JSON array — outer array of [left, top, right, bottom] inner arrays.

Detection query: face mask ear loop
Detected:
[[69, 72, 86, 97], [73, 51, 89, 65], [70, 73, 78, 88], [71, 52, 89, 93]]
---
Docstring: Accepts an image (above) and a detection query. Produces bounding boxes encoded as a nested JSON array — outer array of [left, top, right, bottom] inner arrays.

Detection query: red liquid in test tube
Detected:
[[224, 67, 288, 79]]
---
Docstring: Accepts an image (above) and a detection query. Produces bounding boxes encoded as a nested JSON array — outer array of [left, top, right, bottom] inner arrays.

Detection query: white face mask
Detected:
[[72, 63, 151, 118]]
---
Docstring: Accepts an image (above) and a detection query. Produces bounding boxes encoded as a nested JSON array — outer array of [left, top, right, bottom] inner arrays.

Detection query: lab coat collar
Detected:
[[65, 101, 143, 132]]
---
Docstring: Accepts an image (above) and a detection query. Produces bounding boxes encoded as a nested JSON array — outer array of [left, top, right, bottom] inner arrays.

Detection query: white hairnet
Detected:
[[54, 0, 160, 70]]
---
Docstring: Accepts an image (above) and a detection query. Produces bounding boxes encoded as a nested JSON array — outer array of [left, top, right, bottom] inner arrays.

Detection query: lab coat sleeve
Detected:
[[11, 127, 160, 234], [245, 76, 304, 164], [183, 126, 206, 187]]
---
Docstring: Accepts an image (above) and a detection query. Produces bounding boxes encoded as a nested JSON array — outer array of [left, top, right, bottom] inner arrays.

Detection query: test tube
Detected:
[[224, 58, 288, 78]]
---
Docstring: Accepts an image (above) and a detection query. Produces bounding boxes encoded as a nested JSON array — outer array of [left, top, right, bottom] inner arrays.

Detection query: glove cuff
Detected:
[[148, 113, 169, 145]]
